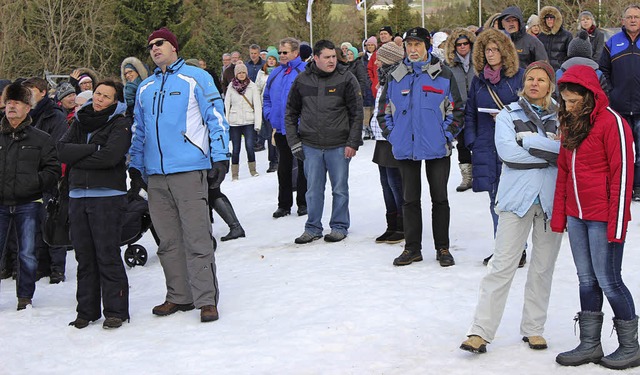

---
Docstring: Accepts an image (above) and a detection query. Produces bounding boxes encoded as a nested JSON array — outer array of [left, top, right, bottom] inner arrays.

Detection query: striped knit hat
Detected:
[[376, 42, 405, 65]]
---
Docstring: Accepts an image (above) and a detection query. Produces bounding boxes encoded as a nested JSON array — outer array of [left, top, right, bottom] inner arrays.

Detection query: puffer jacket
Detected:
[[0, 116, 60, 205], [443, 27, 477, 105], [224, 80, 262, 130], [498, 6, 548, 68], [285, 62, 363, 150], [538, 6, 573, 70], [263, 57, 306, 135], [551, 65, 633, 242], [378, 55, 464, 161], [58, 101, 131, 192], [130, 58, 230, 176], [494, 97, 560, 218], [600, 27, 640, 116]]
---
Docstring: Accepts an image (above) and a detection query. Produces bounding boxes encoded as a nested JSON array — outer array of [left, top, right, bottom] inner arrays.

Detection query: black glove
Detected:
[[127, 168, 147, 200], [291, 143, 305, 161], [207, 160, 229, 189]]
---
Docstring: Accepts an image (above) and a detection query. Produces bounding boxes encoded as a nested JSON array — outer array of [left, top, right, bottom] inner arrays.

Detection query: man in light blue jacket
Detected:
[[129, 27, 230, 323]]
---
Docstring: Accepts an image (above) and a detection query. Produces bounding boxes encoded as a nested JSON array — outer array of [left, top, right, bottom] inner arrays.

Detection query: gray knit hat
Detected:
[[376, 42, 405, 65], [567, 30, 593, 58], [579, 10, 596, 26], [56, 82, 75, 100]]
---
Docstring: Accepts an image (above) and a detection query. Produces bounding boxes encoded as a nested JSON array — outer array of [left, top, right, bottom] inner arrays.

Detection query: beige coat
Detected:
[[224, 81, 262, 130]]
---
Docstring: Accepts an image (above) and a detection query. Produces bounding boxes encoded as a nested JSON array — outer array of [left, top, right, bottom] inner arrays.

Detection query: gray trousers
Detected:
[[148, 171, 219, 308], [467, 204, 562, 342]]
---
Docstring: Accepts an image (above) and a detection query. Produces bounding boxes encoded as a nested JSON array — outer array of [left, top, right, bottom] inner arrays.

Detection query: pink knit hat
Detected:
[[366, 36, 378, 45]]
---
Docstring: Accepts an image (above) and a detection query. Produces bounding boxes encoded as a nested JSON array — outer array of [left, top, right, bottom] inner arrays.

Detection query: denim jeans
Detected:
[[0, 202, 41, 299], [622, 114, 640, 188], [302, 145, 351, 236], [567, 216, 636, 320], [378, 165, 403, 215], [229, 125, 256, 164]]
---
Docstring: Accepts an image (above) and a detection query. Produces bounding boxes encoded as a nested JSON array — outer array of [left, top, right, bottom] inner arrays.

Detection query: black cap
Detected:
[[380, 26, 393, 35], [403, 27, 431, 47]]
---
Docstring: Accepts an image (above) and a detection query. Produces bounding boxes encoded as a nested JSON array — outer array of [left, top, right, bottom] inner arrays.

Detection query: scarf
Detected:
[[124, 76, 142, 108], [231, 77, 250, 96], [378, 63, 397, 87], [266, 66, 275, 74], [483, 64, 502, 85], [0, 115, 31, 135], [457, 52, 471, 73], [586, 25, 596, 35], [76, 102, 118, 133]]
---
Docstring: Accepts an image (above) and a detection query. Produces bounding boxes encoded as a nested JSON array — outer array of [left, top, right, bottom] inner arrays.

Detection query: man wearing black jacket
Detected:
[[285, 40, 363, 244]]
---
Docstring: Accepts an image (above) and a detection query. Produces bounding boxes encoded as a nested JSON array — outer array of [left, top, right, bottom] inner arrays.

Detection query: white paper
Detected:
[[478, 107, 500, 114]]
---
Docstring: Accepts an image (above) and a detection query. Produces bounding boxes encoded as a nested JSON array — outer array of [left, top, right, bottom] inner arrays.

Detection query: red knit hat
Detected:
[[148, 27, 179, 53]]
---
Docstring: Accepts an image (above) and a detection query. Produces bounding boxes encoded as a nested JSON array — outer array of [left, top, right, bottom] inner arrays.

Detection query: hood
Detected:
[[483, 13, 502, 31], [74, 67, 99, 87], [472, 28, 520, 78], [557, 64, 608, 121], [444, 28, 476, 66], [497, 6, 525, 38], [539, 6, 564, 35], [120, 57, 149, 84]]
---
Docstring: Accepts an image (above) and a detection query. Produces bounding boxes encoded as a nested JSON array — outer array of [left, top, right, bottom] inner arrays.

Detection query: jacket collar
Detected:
[[154, 58, 185, 75]]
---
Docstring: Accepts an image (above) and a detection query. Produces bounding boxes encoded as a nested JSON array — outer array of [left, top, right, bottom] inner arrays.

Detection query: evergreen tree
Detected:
[[287, 0, 333, 43], [383, 0, 420, 35]]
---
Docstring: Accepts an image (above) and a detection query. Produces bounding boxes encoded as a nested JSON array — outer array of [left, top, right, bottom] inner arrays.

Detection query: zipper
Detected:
[[155, 73, 167, 174], [182, 132, 206, 156], [571, 149, 583, 218], [152, 92, 157, 115]]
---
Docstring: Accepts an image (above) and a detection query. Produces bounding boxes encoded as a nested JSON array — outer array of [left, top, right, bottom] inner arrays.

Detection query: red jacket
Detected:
[[367, 50, 379, 97], [551, 65, 634, 242]]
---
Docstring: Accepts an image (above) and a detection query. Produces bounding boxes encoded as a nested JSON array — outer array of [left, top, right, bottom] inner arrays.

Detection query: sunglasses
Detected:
[[278, 51, 289, 55], [544, 15, 556, 19], [455, 41, 470, 47], [147, 39, 167, 51]]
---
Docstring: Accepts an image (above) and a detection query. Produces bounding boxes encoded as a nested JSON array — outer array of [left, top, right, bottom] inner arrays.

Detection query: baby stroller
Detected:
[[120, 196, 159, 267]]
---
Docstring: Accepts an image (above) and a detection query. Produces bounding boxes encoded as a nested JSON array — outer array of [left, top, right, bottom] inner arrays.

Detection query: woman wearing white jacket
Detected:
[[225, 63, 262, 180]]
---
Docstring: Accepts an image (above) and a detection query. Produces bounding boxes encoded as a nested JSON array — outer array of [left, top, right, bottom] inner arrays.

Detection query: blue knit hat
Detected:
[[266, 48, 279, 63]]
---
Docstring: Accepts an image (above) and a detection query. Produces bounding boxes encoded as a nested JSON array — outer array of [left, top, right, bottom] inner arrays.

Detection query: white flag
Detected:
[[306, 0, 314, 23]]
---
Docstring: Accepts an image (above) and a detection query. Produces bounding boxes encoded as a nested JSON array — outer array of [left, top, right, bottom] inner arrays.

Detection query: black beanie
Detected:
[[567, 30, 593, 59]]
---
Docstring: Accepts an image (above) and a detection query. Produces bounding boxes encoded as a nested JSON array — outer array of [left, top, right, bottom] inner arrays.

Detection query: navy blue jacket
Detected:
[[600, 28, 640, 115]]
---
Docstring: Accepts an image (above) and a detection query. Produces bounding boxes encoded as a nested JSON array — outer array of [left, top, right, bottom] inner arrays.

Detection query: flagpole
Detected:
[[364, 0, 367, 42], [310, 16, 313, 46], [422, 0, 425, 28]]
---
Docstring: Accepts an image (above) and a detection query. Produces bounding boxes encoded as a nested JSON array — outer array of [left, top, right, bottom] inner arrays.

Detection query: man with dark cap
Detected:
[[128, 27, 230, 323], [377, 27, 464, 268], [497, 6, 548, 68], [0, 82, 61, 310]]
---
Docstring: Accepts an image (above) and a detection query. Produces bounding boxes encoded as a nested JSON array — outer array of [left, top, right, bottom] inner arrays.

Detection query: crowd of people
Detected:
[[1, 2, 640, 370]]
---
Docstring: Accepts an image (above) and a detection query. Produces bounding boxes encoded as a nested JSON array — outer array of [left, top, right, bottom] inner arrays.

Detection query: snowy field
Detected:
[[2, 141, 640, 374]]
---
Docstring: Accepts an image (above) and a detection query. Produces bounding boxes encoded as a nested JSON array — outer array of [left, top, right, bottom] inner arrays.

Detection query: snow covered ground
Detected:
[[2, 141, 639, 374]]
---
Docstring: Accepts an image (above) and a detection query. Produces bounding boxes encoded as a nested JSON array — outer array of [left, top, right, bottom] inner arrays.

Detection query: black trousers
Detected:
[[274, 133, 307, 210], [398, 157, 451, 252], [70, 196, 129, 321]]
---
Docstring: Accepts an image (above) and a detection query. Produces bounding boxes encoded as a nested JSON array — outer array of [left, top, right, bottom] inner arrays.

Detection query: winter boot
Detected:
[[231, 164, 239, 181], [556, 311, 604, 366], [384, 215, 405, 244], [393, 248, 423, 266], [456, 163, 472, 192], [248, 161, 259, 177], [600, 316, 640, 370], [375, 213, 397, 243], [213, 196, 245, 241]]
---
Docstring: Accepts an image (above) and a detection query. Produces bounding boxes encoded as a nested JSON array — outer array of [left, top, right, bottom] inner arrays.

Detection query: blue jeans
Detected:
[[567, 216, 636, 320], [229, 125, 256, 164], [379, 166, 403, 215], [622, 114, 640, 188], [302, 145, 351, 236], [0, 202, 41, 298]]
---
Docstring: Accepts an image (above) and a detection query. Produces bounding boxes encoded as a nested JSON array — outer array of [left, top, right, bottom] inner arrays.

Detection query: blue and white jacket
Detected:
[[263, 57, 307, 135], [600, 27, 640, 115], [130, 58, 229, 176], [494, 97, 560, 218]]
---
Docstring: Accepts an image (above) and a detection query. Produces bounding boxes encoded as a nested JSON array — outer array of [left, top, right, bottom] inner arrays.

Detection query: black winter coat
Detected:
[[57, 102, 132, 193], [538, 28, 573, 70], [30, 98, 68, 142], [0, 116, 61, 205]]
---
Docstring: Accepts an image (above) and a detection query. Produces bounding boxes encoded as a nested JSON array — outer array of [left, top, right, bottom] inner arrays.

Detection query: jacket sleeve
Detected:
[[48, 112, 69, 142], [263, 74, 274, 122], [377, 82, 393, 137], [521, 134, 561, 165], [57, 122, 98, 166], [197, 72, 230, 163], [533, 37, 549, 62], [253, 84, 262, 131], [604, 114, 634, 242], [284, 78, 303, 147], [129, 92, 146, 173], [224, 89, 231, 117], [355, 62, 370, 99], [367, 52, 378, 97], [345, 72, 364, 150], [39, 135, 62, 193], [550, 146, 569, 233], [463, 78, 479, 149], [593, 30, 605, 62], [599, 40, 612, 81], [444, 71, 464, 141], [494, 110, 552, 169], [72, 119, 133, 170]]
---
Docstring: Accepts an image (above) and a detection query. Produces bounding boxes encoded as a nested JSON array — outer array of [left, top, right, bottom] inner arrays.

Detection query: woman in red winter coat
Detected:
[[552, 65, 639, 370]]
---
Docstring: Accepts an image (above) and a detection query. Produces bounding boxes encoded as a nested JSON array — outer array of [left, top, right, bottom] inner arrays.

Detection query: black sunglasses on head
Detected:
[[147, 39, 167, 51]]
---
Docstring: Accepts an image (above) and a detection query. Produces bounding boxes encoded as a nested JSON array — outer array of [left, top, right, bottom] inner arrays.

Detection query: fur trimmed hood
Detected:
[[444, 28, 476, 67], [484, 13, 502, 31], [120, 57, 149, 84], [539, 6, 564, 35], [472, 28, 519, 78], [74, 67, 99, 87]]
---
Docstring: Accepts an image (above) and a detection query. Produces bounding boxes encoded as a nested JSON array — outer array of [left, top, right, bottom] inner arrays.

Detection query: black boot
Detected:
[[212, 196, 246, 241], [375, 213, 397, 243], [556, 311, 604, 366], [384, 215, 405, 244]]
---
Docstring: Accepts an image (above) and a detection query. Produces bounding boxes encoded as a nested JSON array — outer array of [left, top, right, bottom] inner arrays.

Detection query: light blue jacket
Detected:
[[130, 58, 229, 176], [494, 98, 560, 218]]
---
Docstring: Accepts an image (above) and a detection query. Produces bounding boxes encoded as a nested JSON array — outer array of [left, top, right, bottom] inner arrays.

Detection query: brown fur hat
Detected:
[[444, 28, 477, 67], [472, 28, 519, 78], [539, 6, 563, 35], [3, 82, 32, 106]]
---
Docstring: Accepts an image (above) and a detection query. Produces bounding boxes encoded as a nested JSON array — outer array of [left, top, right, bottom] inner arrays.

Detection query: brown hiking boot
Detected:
[[69, 318, 91, 329], [17, 298, 32, 311], [436, 248, 455, 267], [460, 335, 488, 353], [152, 301, 195, 316], [523, 336, 548, 350], [200, 305, 219, 322]]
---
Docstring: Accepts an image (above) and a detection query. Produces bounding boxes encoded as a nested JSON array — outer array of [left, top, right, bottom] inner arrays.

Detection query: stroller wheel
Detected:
[[124, 244, 148, 267]]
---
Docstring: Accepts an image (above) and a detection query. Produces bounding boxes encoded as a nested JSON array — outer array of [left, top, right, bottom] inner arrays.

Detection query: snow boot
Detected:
[[213, 196, 245, 241], [460, 335, 488, 353], [248, 161, 259, 177], [231, 164, 239, 181], [600, 316, 640, 370], [375, 213, 397, 243], [456, 163, 472, 192], [556, 311, 604, 366]]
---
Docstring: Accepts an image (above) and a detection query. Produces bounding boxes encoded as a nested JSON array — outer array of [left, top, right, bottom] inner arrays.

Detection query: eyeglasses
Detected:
[[124, 70, 136, 76], [625, 15, 640, 20], [278, 51, 290, 55], [147, 39, 167, 51], [485, 47, 500, 55], [455, 41, 470, 47]]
